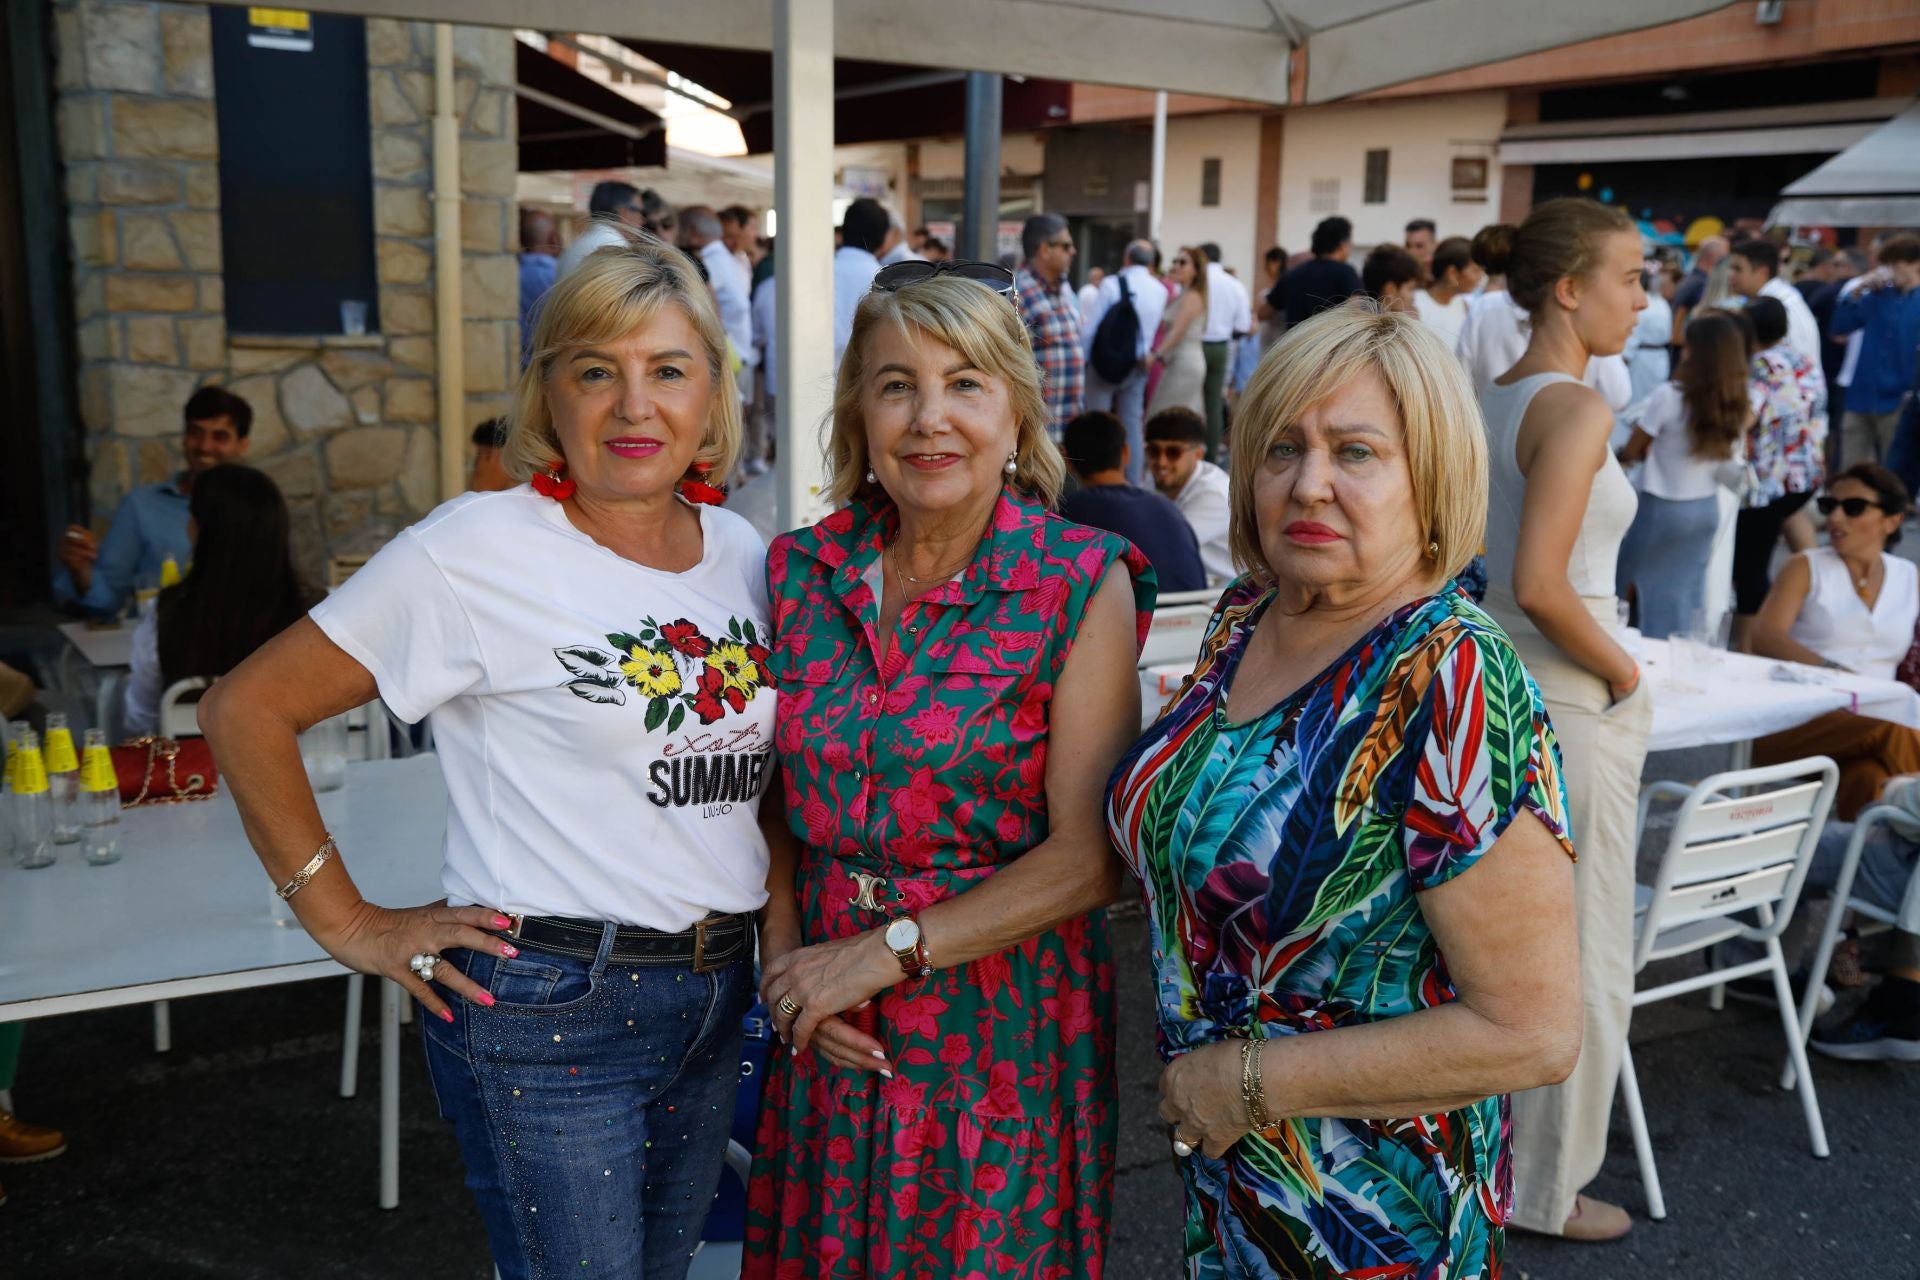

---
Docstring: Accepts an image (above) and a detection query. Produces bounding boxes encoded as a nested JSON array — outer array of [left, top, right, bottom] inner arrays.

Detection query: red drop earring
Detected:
[[530, 461, 575, 501]]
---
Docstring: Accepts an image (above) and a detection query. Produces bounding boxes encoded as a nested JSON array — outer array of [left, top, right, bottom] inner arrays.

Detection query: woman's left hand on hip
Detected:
[[1158, 1041, 1252, 1160], [762, 930, 898, 1055]]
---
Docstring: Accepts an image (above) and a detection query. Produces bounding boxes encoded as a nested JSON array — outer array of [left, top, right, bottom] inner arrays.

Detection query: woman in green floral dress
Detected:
[[745, 270, 1155, 1276]]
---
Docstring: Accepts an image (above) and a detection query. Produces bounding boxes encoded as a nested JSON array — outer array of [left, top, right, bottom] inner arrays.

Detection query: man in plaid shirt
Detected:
[[1014, 214, 1084, 440]]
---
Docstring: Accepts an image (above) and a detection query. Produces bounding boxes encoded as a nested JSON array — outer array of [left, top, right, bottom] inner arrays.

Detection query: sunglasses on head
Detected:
[[872, 259, 1017, 299], [1816, 495, 1890, 518]]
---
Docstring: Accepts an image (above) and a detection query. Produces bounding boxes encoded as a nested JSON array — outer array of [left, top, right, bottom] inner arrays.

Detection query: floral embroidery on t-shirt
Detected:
[[553, 615, 773, 729]]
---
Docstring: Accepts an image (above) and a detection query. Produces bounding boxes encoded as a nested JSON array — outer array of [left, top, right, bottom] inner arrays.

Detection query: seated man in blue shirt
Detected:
[[58, 384, 253, 618], [1057, 410, 1207, 593]]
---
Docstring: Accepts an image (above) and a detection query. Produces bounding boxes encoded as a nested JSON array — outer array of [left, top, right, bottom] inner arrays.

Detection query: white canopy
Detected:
[[309, 0, 1728, 107], [1768, 100, 1920, 228], [299, 0, 1739, 526]]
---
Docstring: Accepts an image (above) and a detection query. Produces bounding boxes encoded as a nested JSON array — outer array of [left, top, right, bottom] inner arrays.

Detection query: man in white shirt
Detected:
[[878, 213, 925, 267], [1729, 238, 1826, 394], [1200, 243, 1253, 463], [1077, 267, 1105, 322], [556, 182, 671, 280], [1080, 241, 1167, 485], [834, 199, 888, 363], [1144, 405, 1232, 585], [681, 206, 756, 411]]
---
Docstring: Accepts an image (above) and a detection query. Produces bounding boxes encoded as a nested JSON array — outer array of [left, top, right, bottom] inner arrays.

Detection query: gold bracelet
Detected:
[[276, 835, 338, 900], [1241, 1038, 1277, 1135]]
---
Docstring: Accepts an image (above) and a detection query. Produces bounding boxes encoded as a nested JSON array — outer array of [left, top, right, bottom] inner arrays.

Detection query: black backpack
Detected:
[[1088, 276, 1141, 385]]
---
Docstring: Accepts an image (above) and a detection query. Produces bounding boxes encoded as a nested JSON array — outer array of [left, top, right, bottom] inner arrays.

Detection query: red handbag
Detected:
[[111, 736, 219, 806]]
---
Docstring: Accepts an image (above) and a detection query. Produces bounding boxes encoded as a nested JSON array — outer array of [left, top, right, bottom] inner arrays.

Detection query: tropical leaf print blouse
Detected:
[[1106, 579, 1575, 1280]]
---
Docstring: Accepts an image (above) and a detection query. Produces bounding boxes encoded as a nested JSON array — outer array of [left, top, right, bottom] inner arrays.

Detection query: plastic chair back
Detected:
[[157, 677, 211, 739], [1633, 757, 1839, 971], [1139, 594, 1217, 670]]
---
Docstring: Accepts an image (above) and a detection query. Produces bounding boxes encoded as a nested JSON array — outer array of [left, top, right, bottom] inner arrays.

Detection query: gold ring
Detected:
[[777, 995, 802, 1017]]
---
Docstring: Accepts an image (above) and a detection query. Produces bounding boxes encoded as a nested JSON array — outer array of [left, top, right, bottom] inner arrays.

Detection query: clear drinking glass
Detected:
[[300, 714, 348, 793], [340, 299, 369, 336], [80, 728, 121, 866]]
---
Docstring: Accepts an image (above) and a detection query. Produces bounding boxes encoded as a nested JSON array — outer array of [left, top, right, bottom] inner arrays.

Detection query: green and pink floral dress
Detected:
[[744, 488, 1154, 1278]]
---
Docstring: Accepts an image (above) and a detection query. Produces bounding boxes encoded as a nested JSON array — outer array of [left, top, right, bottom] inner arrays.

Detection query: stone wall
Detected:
[[52, 2, 520, 582]]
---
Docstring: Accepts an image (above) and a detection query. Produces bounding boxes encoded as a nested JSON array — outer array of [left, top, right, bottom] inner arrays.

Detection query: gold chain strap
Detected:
[[124, 736, 214, 807]]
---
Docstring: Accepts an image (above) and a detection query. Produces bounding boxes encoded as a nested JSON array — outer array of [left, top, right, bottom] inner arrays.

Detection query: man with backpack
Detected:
[[1080, 240, 1167, 486]]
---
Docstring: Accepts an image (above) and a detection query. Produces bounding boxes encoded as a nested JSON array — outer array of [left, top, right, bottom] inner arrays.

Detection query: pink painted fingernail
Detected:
[[492, 914, 512, 929], [476, 991, 496, 1007], [501, 945, 519, 958], [880, 1070, 894, 1080], [870, 1051, 887, 1061], [438, 1008, 454, 1023], [790, 1045, 798, 1057]]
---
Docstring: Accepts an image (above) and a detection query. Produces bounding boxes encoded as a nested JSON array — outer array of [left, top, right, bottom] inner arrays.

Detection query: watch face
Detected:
[[885, 917, 920, 951]]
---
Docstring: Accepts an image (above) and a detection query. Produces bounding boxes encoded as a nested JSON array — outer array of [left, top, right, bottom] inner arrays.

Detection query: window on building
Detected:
[[1309, 178, 1340, 214], [210, 9, 380, 335], [1363, 149, 1389, 205], [1200, 157, 1221, 208], [1451, 156, 1490, 203]]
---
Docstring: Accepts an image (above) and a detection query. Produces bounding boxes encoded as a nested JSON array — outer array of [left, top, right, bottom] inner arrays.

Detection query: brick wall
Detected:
[[52, 2, 520, 582]]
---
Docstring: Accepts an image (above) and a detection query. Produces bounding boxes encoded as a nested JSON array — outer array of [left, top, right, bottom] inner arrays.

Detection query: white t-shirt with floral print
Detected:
[[310, 485, 774, 931]]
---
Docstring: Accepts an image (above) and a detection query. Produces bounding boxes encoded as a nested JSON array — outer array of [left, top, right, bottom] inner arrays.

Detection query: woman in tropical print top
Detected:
[[1106, 305, 1585, 1280], [746, 273, 1154, 1277]]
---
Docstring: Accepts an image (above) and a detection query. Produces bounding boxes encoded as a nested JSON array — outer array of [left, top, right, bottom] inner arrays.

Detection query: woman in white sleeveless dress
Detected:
[[1148, 246, 1209, 418], [1478, 198, 1651, 1244]]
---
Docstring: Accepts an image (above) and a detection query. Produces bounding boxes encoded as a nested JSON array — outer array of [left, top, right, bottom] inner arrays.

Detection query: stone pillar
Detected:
[[52, 6, 519, 584], [53, 0, 223, 517]]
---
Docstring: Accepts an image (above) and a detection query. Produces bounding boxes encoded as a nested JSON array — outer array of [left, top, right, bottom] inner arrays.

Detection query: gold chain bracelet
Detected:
[[1240, 1038, 1279, 1138]]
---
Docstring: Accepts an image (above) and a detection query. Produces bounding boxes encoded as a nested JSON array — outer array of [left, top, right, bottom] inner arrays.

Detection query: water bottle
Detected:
[[45, 712, 82, 844], [10, 728, 55, 869], [80, 727, 121, 866], [1, 717, 15, 863]]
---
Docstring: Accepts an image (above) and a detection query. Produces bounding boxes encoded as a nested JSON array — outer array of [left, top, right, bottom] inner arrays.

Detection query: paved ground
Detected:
[[9, 844, 1919, 1279], [10, 488, 1918, 1275]]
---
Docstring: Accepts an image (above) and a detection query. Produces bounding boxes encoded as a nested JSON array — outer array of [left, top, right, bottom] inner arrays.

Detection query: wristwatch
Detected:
[[883, 915, 933, 979]]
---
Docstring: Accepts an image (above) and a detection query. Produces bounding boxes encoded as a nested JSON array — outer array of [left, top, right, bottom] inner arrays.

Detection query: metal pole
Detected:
[[1150, 90, 1167, 245], [773, 0, 835, 531], [962, 72, 1002, 262]]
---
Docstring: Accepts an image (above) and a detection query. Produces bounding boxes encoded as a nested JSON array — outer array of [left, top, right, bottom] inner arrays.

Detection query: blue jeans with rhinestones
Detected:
[[421, 923, 751, 1280]]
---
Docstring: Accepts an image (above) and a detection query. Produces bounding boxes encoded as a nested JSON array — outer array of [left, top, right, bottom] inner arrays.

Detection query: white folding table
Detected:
[[1141, 638, 1920, 752], [0, 754, 446, 1208], [54, 619, 136, 737]]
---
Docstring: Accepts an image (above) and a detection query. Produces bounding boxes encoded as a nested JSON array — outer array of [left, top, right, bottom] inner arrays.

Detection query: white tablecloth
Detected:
[[0, 755, 446, 1014], [1141, 641, 1920, 753], [56, 619, 134, 669]]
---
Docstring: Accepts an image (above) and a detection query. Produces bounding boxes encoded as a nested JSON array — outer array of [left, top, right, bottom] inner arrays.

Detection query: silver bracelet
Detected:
[[276, 835, 339, 900]]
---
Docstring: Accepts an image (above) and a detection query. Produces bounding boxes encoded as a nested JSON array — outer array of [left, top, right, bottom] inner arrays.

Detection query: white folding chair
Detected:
[[1138, 590, 1218, 671], [1782, 801, 1920, 1089], [156, 677, 210, 739], [1622, 756, 1839, 1220]]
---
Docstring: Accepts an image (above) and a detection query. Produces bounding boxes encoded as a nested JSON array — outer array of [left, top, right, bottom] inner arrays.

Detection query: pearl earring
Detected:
[[1004, 451, 1018, 476], [866, 467, 876, 484]]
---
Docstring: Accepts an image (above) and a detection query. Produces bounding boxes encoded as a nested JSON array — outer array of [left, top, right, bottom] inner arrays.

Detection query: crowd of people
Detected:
[[12, 172, 1919, 1276]]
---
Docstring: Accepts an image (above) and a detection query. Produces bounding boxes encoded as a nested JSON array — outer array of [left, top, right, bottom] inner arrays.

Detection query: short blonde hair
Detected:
[[824, 275, 1066, 508], [1228, 300, 1487, 585], [504, 228, 740, 484]]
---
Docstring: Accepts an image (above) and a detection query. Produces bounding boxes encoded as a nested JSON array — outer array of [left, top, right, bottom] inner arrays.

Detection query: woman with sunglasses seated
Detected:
[[745, 260, 1155, 1277], [1751, 462, 1920, 817]]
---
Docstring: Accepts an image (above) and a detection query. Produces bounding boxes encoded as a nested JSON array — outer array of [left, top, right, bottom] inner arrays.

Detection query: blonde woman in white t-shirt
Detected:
[[200, 232, 769, 1280]]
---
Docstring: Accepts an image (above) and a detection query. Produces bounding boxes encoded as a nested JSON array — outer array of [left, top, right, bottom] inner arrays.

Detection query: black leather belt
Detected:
[[497, 912, 752, 972]]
